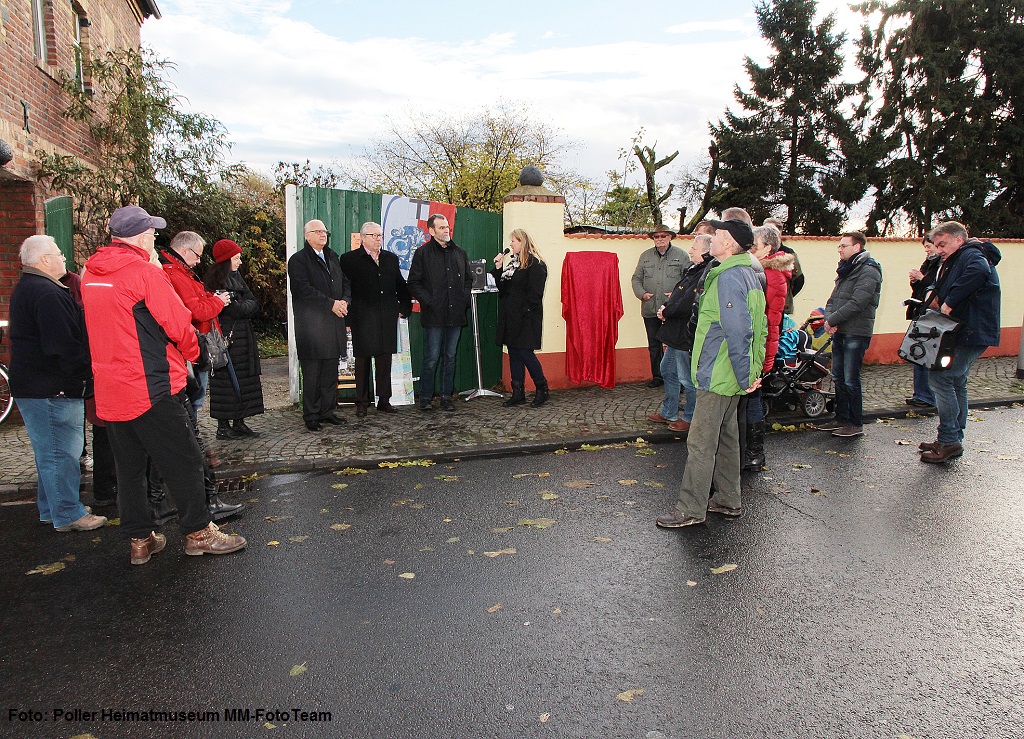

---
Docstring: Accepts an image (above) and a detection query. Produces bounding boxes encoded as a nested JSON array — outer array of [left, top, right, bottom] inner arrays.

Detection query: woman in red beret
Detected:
[[203, 239, 265, 438]]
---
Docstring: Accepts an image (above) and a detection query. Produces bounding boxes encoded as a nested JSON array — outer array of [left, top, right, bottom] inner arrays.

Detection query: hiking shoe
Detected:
[[647, 412, 675, 424], [831, 425, 864, 437], [55, 513, 108, 532], [811, 420, 843, 431], [655, 510, 705, 528], [667, 420, 690, 433], [918, 440, 941, 453], [184, 523, 247, 556], [418, 398, 433, 411], [905, 397, 934, 408], [440, 397, 455, 412], [920, 443, 963, 464], [707, 500, 743, 518], [130, 532, 167, 565]]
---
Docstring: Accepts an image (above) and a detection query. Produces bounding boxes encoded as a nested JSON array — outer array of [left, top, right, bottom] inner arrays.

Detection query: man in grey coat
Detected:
[[631, 224, 689, 387], [815, 231, 882, 438]]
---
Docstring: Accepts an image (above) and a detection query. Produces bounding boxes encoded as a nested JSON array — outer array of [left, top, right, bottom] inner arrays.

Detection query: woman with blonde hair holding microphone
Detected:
[[491, 228, 549, 407]]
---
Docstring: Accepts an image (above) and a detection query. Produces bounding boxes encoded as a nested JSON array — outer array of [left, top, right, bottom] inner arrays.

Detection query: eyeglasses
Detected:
[[187, 247, 203, 259], [307, 229, 330, 236], [364, 233, 383, 239]]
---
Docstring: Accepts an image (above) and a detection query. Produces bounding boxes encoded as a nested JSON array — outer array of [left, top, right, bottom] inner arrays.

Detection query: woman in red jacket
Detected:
[[743, 226, 794, 471]]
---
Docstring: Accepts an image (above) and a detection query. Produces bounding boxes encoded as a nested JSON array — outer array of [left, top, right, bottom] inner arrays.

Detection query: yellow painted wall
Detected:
[[503, 195, 1024, 367]]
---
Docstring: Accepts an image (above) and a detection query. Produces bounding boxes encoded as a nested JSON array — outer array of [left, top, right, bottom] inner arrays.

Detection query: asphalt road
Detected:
[[2, 407, 1023, 739]]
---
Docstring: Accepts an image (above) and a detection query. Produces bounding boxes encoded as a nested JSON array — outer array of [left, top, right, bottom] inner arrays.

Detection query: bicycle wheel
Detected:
[[0, 364, 12, 424]]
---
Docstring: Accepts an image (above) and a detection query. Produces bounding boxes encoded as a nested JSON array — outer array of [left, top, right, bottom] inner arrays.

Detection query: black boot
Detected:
[[147, 461, 178, 526], [743, 422, 766, 472], [216, 419, 245, 440], [503, 382, 526, 407], [531, 382, 549, 407], [206, 472, 244, 521], [233, 418, 261, 438]]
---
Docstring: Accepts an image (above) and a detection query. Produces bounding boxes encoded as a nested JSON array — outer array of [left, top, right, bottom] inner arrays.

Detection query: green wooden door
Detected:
[[44, 196, 75, 270]]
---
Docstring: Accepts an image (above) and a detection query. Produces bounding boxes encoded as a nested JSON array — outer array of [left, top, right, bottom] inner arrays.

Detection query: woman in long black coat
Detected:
[[490, 228, 549, 407], [203, 239, 265, 438], [906, 236, 942, 407]]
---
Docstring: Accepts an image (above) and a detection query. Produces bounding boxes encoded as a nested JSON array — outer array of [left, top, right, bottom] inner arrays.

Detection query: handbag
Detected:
[[898, 309, 962, 370], [202, 323, 230, 371]]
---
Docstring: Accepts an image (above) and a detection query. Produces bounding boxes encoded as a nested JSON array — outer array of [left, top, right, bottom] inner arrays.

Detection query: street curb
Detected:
[[2, 395, 1021, 505]]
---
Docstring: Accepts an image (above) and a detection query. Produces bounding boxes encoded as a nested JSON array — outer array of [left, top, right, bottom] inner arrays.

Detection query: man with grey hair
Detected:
[[10, 235, 106, 532], [632, 224, 690, 387], [919, 221, 1001, 463], [83, 206, 247, 564], [339, 222, 413, 417], [288, 218, 351, 430]]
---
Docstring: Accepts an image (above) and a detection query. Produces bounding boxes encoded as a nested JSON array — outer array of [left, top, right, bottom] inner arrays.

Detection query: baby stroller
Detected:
[[761, 313, 835, 419]]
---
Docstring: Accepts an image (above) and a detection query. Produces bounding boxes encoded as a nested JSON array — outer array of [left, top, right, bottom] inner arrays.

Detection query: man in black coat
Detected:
[[10, 235, 106, 532], [287, 219, 352, 431], [339, 221, 413, 417], [407, 214, 472, 412]]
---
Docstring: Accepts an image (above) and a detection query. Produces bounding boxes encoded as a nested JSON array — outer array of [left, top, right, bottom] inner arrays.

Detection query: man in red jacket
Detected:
[[82, 206, 246, 565]]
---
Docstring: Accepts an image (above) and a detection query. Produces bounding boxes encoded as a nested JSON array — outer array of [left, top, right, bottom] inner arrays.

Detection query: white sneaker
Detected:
[[56, 513, 108, 532]]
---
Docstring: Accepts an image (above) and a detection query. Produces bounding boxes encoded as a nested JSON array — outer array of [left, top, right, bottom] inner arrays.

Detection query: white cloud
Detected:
[[665, 18, 754, 35]]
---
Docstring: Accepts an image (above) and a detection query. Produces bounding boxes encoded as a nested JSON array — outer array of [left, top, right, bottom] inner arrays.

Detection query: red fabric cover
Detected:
[[160, 250, 224, 334], [561, 251, 623, 388], [82, 240, 199, 422]]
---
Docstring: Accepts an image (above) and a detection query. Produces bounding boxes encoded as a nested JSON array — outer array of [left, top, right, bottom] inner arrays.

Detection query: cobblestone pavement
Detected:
[[2, 355, 1022, 499]]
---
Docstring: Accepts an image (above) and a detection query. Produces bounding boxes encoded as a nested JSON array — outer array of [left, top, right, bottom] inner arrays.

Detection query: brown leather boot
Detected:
[[130, 531, 167, 565], [184, 523, 247, 556]]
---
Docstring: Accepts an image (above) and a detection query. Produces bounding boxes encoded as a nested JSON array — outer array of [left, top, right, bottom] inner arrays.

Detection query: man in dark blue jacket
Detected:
[[10, 235, 106, 532], [407, 214, 472, 412], [920, 221, 1001, 463]]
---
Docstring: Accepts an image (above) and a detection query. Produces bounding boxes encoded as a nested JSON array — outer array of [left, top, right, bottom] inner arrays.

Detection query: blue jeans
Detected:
[[831, 333, 871, 427], [14, 396, 88, 528], [187, 369, 209, 415], [660, 348, 696, 422], [929, 344, 986, 445], [420, 326, 461, 400], [911, 363, 935, 404]]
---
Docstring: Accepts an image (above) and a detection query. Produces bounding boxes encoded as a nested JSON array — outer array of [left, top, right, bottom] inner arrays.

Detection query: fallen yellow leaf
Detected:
[[618, 479, 638, 485], [330, 523, 351, 531], [398, 572, 415, 579], [483, 548, 517, 558], [288, 536, 309, 543], [564, 479, 594, 489], [710, 564, 738, 575], [594, 537, 612, 543], [446, 537, 460, 543], [331, 483, 349, 489], [517, 517, 556, 529], [337, 467, 367, 475], [289, 662, 307, 677], [539, 491, 559, 500], [616, 689, 645, 702], [539, 713, 551, 723], [686, 581, 697, 587], [267, 541, 280, 547], [26, 562, 66, 576], [486, 603, 503, 613]]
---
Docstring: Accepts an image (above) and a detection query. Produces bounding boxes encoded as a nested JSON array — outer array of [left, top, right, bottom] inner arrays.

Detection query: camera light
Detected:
[[940, 355, 952, 368]]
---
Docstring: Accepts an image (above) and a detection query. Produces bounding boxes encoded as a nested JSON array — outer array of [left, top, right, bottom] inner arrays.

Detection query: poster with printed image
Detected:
[[388, 318, 416, 406]]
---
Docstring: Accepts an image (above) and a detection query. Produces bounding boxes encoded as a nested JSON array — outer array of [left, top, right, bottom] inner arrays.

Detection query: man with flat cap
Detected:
[[656, 218, 767, 528], [632, 224, 689, 387], [82, 205, 247, 564]]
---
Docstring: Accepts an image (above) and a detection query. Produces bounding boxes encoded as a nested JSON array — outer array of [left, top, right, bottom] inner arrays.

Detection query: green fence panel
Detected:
[[44, 196, 75, 270], [293, 188, 503, 400]]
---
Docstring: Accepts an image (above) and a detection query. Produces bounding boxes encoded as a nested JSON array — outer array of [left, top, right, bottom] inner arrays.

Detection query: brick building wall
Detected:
[[0, 0, 158, 355]]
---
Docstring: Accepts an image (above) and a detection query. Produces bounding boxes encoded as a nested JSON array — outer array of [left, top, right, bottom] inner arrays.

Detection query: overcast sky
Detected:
[[142, 0, 868, 189]]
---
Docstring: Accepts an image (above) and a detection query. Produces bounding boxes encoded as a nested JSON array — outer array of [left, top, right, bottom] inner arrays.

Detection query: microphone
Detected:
[[502, 247, 510, 256]]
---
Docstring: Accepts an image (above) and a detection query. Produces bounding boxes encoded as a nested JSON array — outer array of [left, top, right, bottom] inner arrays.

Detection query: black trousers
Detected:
[[91, 424, 118, 501], [355, 355, 392, 407], [643, 316, 665, 380], [106, 393, 211, 539], [300, 358, 340, 422]]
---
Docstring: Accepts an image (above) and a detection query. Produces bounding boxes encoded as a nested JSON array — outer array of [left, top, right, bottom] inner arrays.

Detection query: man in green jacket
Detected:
[[657, 218, 767, 528]]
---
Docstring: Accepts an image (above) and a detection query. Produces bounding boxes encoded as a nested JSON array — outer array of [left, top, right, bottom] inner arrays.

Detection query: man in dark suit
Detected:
[[339, 222, 413, 417], [287, 219, 351, 431]]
